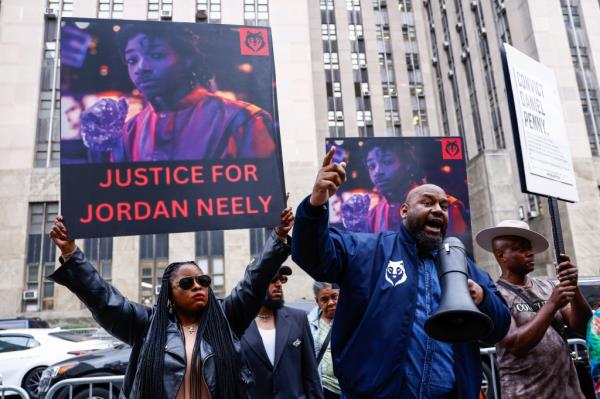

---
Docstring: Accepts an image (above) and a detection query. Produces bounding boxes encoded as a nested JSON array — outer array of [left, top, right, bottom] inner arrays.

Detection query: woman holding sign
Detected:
[[79, 23, 276, 162], [48, 206, 294, 399]]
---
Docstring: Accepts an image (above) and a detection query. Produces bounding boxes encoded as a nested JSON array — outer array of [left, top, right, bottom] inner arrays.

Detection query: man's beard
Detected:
[[413, 229, 443, 255], [406, 217, 445, 255], [263, 295, 285, 310]]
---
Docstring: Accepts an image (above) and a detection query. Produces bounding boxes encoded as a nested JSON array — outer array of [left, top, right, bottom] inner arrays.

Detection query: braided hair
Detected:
[[116, 24, 213, 89], [136, 261, 245, 399]]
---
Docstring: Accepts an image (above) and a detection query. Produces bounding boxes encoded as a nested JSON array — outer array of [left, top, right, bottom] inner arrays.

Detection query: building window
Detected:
[[320, 0, 334, 10], [398, 0, 428, 136], [472, 0, 505, 149], [196, 231, 225, 297], [24, 203, 58, 311], [324, 52, 340, 70], [561, 0, 600, 155], [374, 1, 400, 136], [84, 238, 113, 282], [347, 0, 371, 137], [197, 0, 221, 23], [493, 0, 511, 44], [424, 0, 450, 136], [244, 0, 269, 26], [47, 0, 74, 17], [36, 18, 60, 168], [439, 1, 467, 154], [322, 23, 338, 41], [328, 110, 345, 137], [351, 52, 367, 69], [527, 194, 540, 219], [356, 110, 374, 137], [346, 0, 361, 11], [147, 0, 172, 20], [454, 0, 484, 152], [249, 228, 270, 259], [322, 0, 344, 137], [348, 24, 363, 41], [139, 234, 169, 305], [98, 0, 124, 19]]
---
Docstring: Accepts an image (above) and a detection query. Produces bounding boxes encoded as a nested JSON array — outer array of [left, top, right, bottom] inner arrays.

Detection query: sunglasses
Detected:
[[174, 275, 212, 290], [271, 275, 288, 284]]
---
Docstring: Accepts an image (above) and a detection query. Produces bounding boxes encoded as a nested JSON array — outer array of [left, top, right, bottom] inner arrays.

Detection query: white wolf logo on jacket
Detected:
[[385, 260, 407, 287]]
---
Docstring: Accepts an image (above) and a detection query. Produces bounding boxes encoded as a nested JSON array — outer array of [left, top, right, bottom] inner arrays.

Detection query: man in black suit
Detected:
[[241, 265, 323, 399]]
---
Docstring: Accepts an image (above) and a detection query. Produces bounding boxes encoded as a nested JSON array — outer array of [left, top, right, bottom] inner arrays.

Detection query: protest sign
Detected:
[[327, 137, 473, 254], [60, 18, 285, 238], [502, 43, 578, 202]]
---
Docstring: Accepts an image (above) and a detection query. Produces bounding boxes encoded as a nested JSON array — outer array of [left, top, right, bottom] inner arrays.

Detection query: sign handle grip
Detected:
[[548, 197, 565, 262]]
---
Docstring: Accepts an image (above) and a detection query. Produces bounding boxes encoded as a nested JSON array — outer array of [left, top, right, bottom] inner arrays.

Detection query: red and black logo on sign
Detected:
[[240, 28, 269, 56], [440, 138, 463, 160]]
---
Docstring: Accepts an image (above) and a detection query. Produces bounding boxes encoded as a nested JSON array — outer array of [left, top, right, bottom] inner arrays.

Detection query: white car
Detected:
[[0, 328, 115, 399]]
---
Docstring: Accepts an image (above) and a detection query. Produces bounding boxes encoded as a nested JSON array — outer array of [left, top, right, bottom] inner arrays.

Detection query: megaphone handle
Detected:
[[437, 270, 469, 279]]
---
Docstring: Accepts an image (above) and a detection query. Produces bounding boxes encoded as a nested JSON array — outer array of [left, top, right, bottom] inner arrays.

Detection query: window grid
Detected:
[[493, 0, 511, 45], [454, 0, 484, 151], [147, 0, 173, 21], [25, 203, 58, 311], [424, 1, 450, 136], [561, 0, 600, 155], [37, 8, 61, 169], [196, 231, 225, 298], [398, 0, 429, 136], [321, 0, 344, 137], [84, 238, 113, 282], [249, 228, 270, 259], [244, 0, 269, 26], [440, 1, 468, 156], [47, 0, 74, 17], [320, 0, 334, 10], [197, 0, 221, 23], [472, 0, 505, 149], [527, 194, 540, 218], [139, 234, 169, 305], [98, 0, 124, 19], [348, 1, 372, 137], [346, 0, 361, 11], [374, 2, 400, 136]]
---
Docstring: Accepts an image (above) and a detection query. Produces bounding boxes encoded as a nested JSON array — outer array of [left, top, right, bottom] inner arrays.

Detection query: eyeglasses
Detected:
[[271, 275, 288, 284], [174, 275, 212, 290]]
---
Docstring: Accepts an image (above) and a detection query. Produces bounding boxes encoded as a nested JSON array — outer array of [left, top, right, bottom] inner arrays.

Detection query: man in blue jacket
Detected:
[[292, 147, 511, 399]]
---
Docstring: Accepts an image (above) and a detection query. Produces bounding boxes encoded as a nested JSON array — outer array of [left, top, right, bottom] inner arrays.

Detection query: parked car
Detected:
[[0, 328, 115, 399], [39, 343, 130, 399], [0, 318, 49, 330]]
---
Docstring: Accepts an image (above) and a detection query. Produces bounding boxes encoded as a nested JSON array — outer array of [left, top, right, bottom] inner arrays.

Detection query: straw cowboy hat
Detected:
[[475, 220, 549, 254]]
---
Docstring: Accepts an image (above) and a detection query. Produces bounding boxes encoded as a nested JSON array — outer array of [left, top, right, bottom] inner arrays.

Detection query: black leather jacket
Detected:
[[49, 231, 291, 399]]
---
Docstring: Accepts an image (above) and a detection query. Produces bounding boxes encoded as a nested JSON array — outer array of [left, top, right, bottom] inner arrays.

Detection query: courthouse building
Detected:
[[0, 0, 599, 324]]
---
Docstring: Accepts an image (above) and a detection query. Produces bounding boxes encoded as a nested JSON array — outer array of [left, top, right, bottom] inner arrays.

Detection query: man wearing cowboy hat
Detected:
[[476, 220, 592, 399]]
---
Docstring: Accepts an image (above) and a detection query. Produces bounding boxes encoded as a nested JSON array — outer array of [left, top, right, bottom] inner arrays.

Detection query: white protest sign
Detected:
[[503, 43, 578, 202]]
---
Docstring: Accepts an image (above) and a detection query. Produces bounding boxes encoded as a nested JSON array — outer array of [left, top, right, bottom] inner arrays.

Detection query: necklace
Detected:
[[257, 313, 272, 320], [182, 323, 198, 334]]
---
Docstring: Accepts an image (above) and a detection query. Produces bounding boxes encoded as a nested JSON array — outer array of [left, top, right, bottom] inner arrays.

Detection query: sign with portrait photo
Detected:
[[60, 18, 285, 238], [326, 137, 473, 254]]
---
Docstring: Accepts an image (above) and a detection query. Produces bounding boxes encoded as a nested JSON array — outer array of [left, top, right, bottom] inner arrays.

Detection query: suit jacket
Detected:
[[241, 306, 324, 399]]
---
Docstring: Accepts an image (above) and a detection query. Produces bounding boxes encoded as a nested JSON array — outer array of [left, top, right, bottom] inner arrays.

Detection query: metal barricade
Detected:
[[39, 339, 591, 399], [44, 376, 124, 399], [479, 338, 588, 399], [0, 385, 30, 399], [480, 345, 499, 399]]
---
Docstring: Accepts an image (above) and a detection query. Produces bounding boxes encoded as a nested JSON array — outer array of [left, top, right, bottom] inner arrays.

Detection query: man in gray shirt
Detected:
[[476, 220, 591, 399]]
